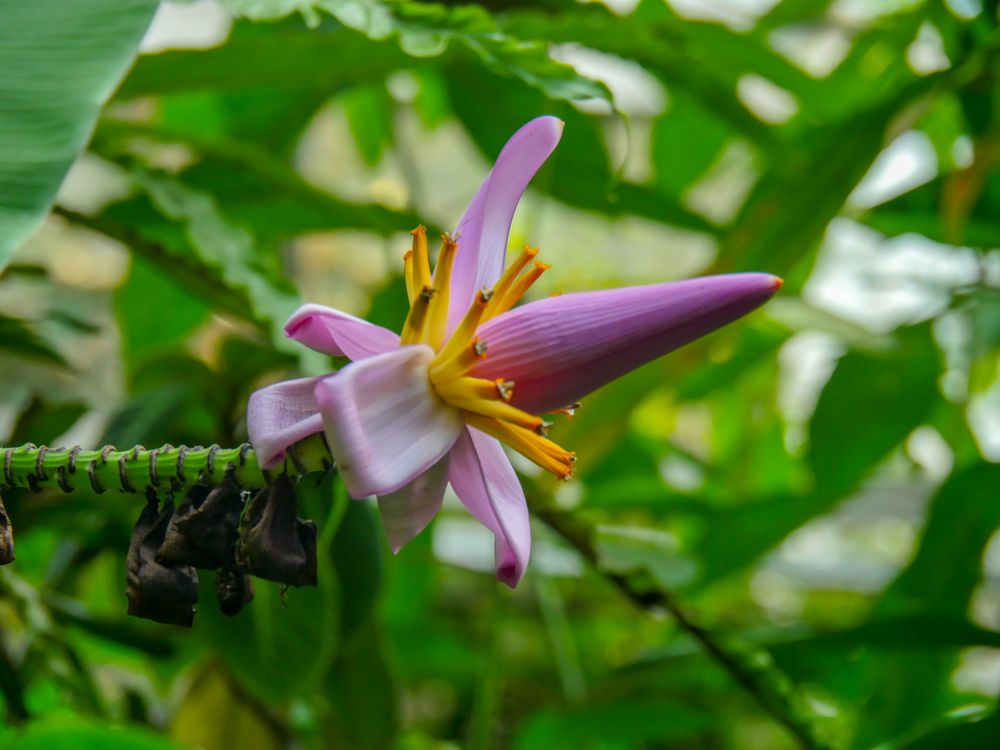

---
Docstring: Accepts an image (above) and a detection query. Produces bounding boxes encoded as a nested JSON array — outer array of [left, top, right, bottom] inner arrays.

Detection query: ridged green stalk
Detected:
[[0, 434, 333, 494]]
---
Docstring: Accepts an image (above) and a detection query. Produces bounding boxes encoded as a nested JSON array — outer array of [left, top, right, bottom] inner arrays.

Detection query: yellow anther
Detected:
[[494, 379, 515, 401], [553, 402, 581, 418]]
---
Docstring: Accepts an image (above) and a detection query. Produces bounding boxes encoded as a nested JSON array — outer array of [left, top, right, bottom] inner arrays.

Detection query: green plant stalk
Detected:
[[0, 434, 333, 494]]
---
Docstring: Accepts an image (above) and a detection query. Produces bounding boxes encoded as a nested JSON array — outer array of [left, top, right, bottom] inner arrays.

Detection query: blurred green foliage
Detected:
[[1, 0, 1000, 748]]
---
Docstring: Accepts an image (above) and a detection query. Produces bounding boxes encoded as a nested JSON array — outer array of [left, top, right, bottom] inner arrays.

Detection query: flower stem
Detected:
[[0, 434, 333, 494]]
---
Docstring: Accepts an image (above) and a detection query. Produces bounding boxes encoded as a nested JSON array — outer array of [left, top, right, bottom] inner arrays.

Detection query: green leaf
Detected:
[[829, 463, 1000, 750], [446, 67, 717, 233], [343, 84, 395, 166], [0, 719, 185, 750], [808, 325, 940, 497], [321, 625, 399, 750], [902, 708, 1000, 749], [860, 172, 1000, 250], [171, 664, 285, 750], [118, 23, 412, 98], [196, 561, 341, 704], [115, 254, 212, 372], [223, 0, 609, 103], [0, 314, 67, 366], [652, 94, 732, 197], [93, 120, 421, 241], [330, 500, 384, 644], [513, 698, 715, 750], [10, 398, 87, 446], [0, 0, 157, 270]]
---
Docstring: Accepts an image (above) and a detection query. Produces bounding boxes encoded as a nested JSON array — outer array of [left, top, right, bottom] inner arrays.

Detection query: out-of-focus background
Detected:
[[1, 0, 999, 748]]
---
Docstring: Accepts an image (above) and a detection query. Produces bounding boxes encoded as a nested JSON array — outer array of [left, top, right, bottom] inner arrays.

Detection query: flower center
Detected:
[[398, 226, 575, 481]]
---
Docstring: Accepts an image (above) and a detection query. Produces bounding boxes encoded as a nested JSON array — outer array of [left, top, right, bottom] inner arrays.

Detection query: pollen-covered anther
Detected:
[[494, 379, 515, 401], [537, 420, 553, 437], [554, 402, 582, 418]]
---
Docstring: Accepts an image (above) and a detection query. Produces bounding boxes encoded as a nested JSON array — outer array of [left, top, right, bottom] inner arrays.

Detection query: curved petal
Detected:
[[315, 345, 463, 498], [474, 273, 783, 414], [285, 303, 400, 361], [447, 427, 530, 587], [448, 116, 564, 334], [377, 453, 449, 553], [247, 376, 325, 469]]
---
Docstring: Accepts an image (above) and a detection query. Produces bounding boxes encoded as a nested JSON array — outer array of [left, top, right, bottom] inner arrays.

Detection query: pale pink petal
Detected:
[[377, 454, 449, 553], [474, 273, 782, 414], [447, 427, 530, 587], [447, 116, 564, 334], [314, 345, 463, 498], [285, 303, 400, 361], [247, 376, 325, 469]]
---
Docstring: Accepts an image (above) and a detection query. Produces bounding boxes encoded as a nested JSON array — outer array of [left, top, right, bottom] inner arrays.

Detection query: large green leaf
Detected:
[[0, 0, 157, 270], [808, 326, 940, 497], [0, 719, 185, 750], [220, 0, 608, 103]]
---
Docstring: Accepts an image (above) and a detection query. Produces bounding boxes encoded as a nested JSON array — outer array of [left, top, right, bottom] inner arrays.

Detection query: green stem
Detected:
[[0, 434, 333, 494]]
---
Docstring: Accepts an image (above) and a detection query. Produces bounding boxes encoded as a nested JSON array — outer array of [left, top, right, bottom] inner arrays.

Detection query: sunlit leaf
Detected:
[[0, 0, 157, 270]]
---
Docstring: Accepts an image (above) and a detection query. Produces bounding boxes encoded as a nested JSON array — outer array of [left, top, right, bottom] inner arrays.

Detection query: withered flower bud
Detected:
[[0, 493, 13, 565], [236, 474, 317, 587], [215, 568, 254, 617], [126, 492, 199, 627], [157, 472, 244, 570]]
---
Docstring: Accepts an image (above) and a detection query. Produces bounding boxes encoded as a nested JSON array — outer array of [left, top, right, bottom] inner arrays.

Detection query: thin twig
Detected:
[[533, 506, 830, 750]]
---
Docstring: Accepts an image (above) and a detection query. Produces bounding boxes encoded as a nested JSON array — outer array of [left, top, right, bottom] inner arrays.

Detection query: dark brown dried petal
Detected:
[[157, 472, 244, 570], [0, 493, 14, 565], [236, 474, 317, 587], [126, 495, 198, 627], [214, 568, 254, 617]]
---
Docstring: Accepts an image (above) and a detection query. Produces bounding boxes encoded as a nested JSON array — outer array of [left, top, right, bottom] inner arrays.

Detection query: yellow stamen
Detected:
[[399, 286, 434, 345], [457, 400, 542, 431], [435, 388, 543, 430], [403, 250, 415, 304], [431, 288, 493, 370], [465, 413, 575, 479], [482, 246, 538, 320], [424, 233, 458, 350], [429, 337, 487, 383], [435, 376, 509, 403], [488, 259, 550, 319]]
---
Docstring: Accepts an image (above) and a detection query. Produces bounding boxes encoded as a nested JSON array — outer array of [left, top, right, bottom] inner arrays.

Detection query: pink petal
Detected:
[[447, 116, 564, 335], [285, 303, 400, 361], [447, 427, 530, 587], [474, 273, 783, 414], [314, 345, 463, 498], [247, 376, 325, 469], [377, 454, 450, 553]]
